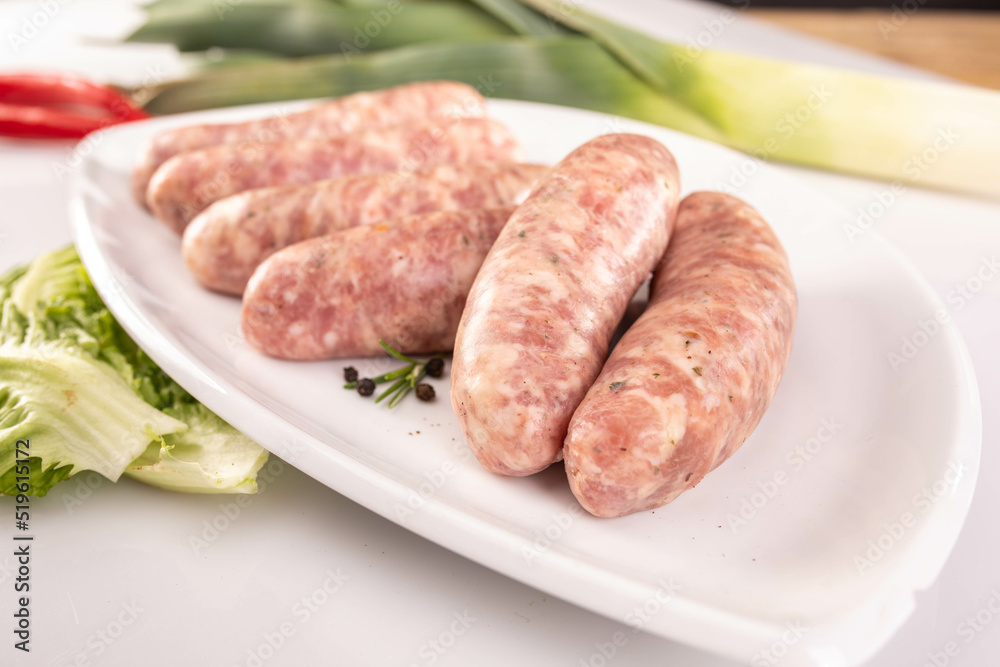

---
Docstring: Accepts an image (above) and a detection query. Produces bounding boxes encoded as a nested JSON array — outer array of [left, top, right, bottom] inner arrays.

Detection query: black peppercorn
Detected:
[[415, 383, 436, 401], [425, 357, 444, 378], [356, 378, 376, 397]]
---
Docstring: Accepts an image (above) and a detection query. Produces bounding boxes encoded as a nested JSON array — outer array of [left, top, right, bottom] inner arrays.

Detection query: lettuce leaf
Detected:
[[0, 246, 268, 496], [126, 403, 269, 493]]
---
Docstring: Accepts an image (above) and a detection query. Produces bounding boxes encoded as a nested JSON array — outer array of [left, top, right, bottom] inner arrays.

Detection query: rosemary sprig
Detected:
[[343, 340, 442, 408], [376, 363, 427, 408], [379, 339, 419, 364]]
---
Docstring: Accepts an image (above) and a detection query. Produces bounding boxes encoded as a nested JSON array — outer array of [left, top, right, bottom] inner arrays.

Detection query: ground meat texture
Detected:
[[564, 192, 798, 518], [182, 162, 548, 295], [132, 81, 484, 208], [450, 134, 681, 477], [147, 117, 521, 234], [241, 207, 516, 360]]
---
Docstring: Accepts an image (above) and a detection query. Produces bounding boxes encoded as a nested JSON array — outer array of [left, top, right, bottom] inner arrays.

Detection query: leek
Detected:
[[127, 0, 515, 57], [465, 0, 568, 37], [126, 0, 1000, 199], [140, 36, 726, 143], [517, 0, 1000, 197]]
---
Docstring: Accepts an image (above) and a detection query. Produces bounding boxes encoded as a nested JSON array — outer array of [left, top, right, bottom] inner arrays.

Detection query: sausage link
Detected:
[[147, 117, 521, 234], [183, 162, 548, 295], [450, 134, 681, 477], [564, 192, 797, 517], [241, 207, 515, 360], [132, 81, 484, 207]]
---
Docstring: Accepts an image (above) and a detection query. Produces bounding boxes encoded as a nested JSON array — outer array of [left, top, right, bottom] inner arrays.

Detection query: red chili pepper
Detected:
[[0, 72, 150, 140]]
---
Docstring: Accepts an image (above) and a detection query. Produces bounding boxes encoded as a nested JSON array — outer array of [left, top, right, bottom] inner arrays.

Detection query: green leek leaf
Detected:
[[127, 0, 515, 57], [140, 36, 727, 144], [465, 0, 568, 37]]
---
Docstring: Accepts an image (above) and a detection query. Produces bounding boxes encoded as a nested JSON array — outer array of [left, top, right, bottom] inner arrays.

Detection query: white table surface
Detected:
[[1, 1, 997, 666]]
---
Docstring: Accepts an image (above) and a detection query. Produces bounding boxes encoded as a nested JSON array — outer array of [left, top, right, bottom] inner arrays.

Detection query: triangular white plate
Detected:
[[72, 99, 981, 667]]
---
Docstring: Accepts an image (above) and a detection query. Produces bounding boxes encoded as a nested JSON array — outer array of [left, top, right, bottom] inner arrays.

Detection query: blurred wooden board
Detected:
[[747, 9, 1000, 90]]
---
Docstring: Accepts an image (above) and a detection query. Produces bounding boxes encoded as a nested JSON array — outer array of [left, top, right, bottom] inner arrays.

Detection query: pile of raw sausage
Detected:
[[136, 81, 547, 355], [451, 135, 797, 517], [133, 80, 797, 518]]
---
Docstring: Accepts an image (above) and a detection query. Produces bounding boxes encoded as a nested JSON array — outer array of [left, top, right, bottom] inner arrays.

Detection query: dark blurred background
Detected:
[[706, 0, 1000, 90]]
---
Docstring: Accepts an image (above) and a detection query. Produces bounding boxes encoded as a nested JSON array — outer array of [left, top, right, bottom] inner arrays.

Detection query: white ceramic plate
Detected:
[[71, 99, 981, 667]]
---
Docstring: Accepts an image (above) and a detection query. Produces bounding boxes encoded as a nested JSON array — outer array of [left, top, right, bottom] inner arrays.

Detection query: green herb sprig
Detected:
[[343, 340, 443, 408]]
